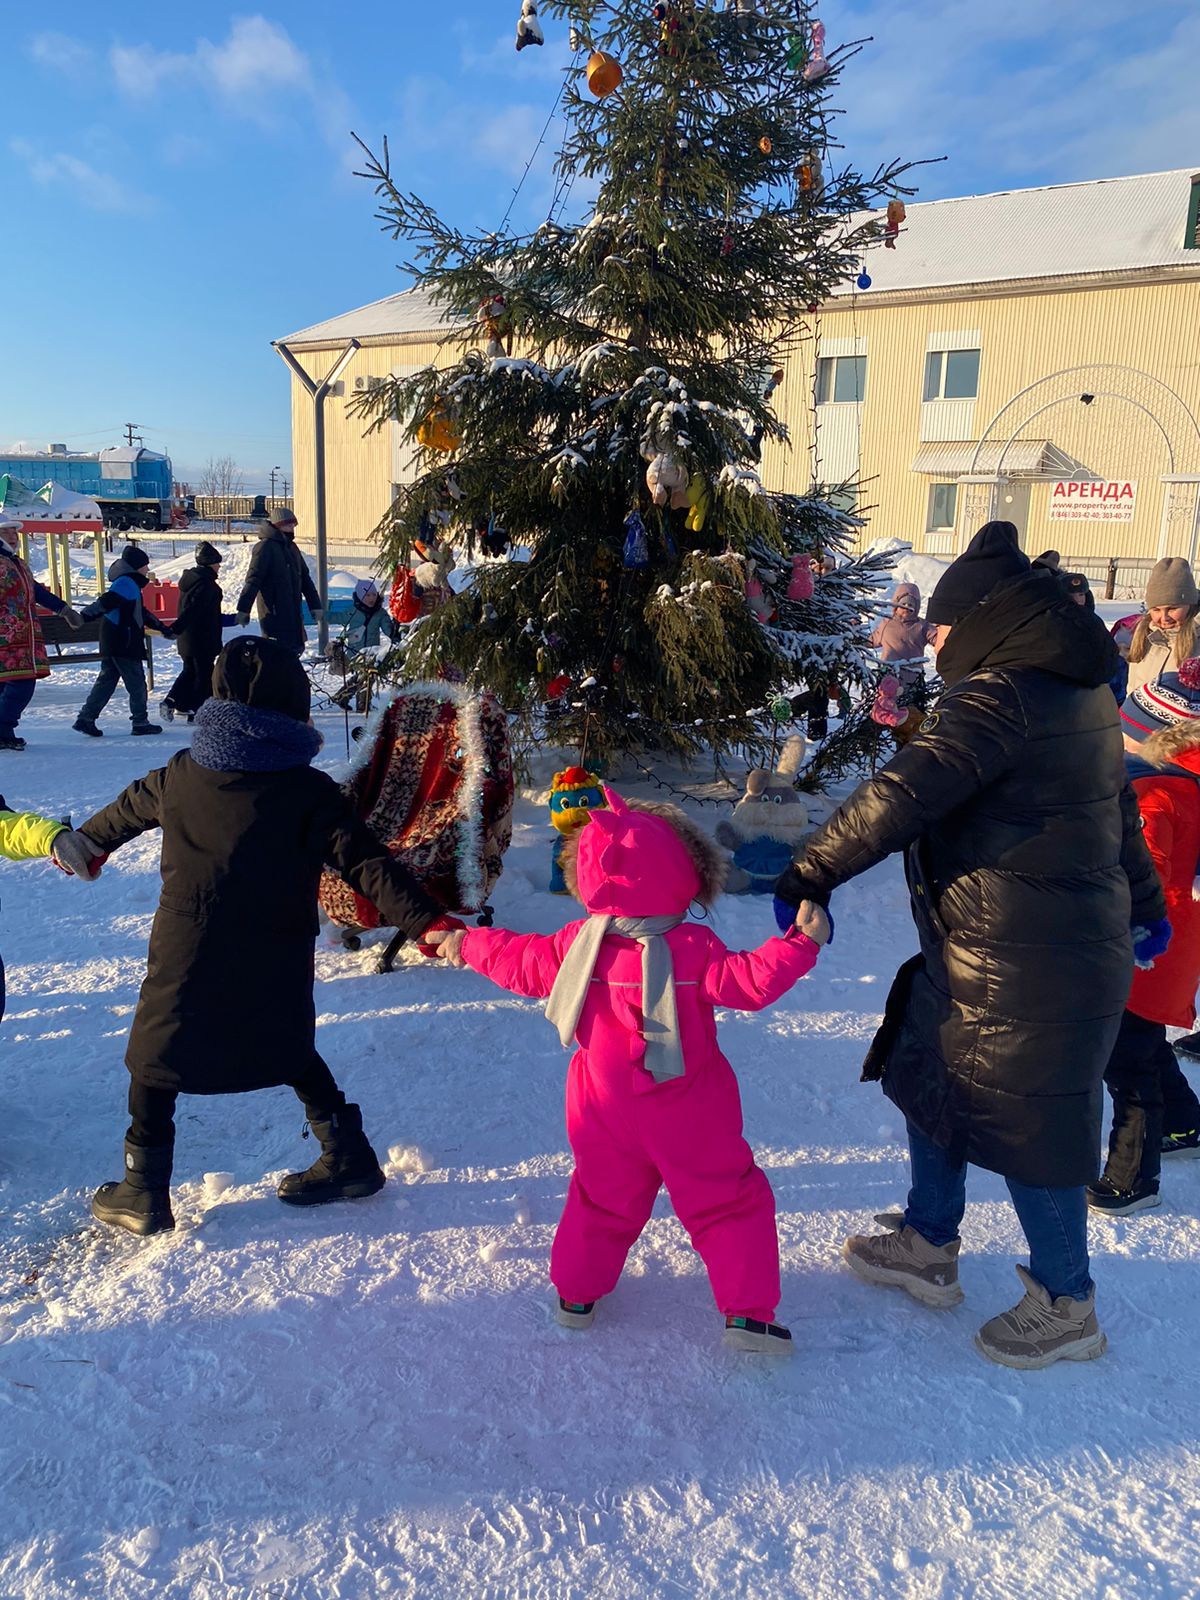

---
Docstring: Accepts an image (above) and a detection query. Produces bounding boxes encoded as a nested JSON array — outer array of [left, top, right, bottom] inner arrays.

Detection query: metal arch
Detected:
[[996, 392, 1178, 477], [971, 363, 1200, 476]]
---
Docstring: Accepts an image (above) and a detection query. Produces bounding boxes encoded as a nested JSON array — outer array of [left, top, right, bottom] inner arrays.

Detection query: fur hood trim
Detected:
[[559, 797, 728, 907], [1139, 719, 1200, 768]]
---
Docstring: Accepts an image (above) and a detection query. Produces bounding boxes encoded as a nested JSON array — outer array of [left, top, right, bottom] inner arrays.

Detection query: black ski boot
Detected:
[[277, 1103, 385, 1206], [92, 1141, 176, 1236]]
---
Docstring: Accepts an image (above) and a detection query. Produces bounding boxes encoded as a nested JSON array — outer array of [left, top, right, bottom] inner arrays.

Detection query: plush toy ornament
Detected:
[[745, 561, 774, 624], [796, 151, 823, 197], [871, 674, 907, 727], [786, 553, 814, 601], [515, 1, 545, 51], [802, 18, 829, 82], [417, 399, 462, 454], [645, 452, 690, 508], [480, 294, 514, 357], [884, 199, 907, 248], [684, 474, 710, 532]]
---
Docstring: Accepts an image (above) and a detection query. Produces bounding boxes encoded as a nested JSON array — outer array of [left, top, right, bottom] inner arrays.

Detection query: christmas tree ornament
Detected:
[[758, 135, 773, 155], [417, 399, 462, 453], [770, 695, 794, 724], [684, 474, 710, 532], [481, 514, 510, 558], [786, 32, 808, 71], [720, 231, 734, 257], [479, 293, 514, 357], [871, 674, 906, 728], [569, 24, 582, 50], [623, 509, 650, 569], [802, 19, 829, 83], [884, 198, 907, 248], [713, 736, 811, 893], [745, 561, 775, 624], [481, 602, 500, 631], [612, 653, 626, 674], [796, 150, 823, 196], [856, 269, 872, 290], [586, 50, 623, 97], [546, 673, 572, 699], [515, 1, 545, 51], [645, 451, 690, 507], [787, 553, 815, 601]]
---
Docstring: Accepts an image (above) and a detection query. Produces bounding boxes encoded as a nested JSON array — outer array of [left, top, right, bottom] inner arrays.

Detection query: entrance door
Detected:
[[995, 481, 1031, 546]]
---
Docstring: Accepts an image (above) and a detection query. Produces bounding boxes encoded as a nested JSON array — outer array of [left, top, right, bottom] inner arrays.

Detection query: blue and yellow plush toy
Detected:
[[548, 765, 606, 892]]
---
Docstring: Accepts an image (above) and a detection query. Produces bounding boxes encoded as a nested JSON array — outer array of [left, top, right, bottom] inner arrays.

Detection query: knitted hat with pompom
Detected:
[[1121, 658, 1200, 743]]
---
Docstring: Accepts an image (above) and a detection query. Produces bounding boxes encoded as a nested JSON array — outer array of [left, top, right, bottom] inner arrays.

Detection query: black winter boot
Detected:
[[92, 1141, 175, 1236], [277, 1103, 385, 1206]]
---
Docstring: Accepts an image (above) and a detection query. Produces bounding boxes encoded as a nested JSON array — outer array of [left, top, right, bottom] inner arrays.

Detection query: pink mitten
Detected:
[[787, 554, 814, 601], [871, 676, 906, 728]]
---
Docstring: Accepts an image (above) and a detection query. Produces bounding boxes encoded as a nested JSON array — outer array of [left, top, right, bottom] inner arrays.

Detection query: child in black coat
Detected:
[[161, 541, 236, 721], [80, 637, 451, 1237]]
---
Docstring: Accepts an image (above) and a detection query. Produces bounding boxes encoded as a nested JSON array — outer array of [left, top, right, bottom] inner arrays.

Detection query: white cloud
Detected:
[[9, 138, 154, 215], [108, 16, 356, 157], [28, 31, 95, 77], [835, 0, 1200, 196]]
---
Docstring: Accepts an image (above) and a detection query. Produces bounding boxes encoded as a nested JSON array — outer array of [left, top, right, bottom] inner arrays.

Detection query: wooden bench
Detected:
[[39, 613, 156, 688]]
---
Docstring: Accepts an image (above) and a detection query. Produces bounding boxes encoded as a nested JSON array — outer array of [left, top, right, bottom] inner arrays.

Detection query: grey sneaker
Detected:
[[975, 1265, 1107, 1370], [842, 1211, 964, 1308]]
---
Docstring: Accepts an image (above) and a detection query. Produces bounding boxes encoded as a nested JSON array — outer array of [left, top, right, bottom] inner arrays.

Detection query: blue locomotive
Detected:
[[0, 444, 175, 530]]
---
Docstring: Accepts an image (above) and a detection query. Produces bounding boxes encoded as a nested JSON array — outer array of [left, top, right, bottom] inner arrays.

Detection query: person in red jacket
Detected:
[[1094, 667, 1200, 1214]]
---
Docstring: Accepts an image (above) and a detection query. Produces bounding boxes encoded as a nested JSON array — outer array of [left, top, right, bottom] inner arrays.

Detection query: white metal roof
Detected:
[[278, 168, 1200, 346], [836, 168, 1199, 296], [279, 281, 464, 346]]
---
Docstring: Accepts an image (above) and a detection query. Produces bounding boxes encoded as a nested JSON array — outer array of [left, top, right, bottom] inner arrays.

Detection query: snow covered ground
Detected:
[[1, 652, 1199, 1599]]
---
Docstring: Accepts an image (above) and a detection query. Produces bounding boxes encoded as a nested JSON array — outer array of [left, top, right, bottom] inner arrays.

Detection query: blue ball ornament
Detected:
[[857, 270, 872, 290]]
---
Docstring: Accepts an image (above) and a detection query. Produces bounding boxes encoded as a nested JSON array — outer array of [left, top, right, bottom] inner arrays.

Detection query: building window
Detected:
[[923, 348, 981, 401], [927, 482, 958, 531], [816, 354, 867, 404]]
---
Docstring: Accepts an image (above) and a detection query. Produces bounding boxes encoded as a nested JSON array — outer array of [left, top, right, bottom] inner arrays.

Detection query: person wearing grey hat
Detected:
[[1125, 556, 1200, 699], [235, 507, 322, 654]]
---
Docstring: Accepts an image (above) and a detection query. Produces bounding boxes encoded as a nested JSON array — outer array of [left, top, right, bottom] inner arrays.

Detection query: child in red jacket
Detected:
[[1093, 671, 1200, 1214]]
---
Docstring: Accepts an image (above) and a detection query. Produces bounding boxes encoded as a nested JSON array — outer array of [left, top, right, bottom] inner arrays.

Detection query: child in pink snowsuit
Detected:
[[432, 790, 829, 1354], [869, 582, 936, 683]]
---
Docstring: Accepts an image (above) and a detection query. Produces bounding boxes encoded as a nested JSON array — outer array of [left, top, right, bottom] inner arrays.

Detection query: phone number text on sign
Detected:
[[1048, 481, 1138, 522]]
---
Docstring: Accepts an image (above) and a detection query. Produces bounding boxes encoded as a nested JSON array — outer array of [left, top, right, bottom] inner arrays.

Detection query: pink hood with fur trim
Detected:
[[573, 788, 700, 916]]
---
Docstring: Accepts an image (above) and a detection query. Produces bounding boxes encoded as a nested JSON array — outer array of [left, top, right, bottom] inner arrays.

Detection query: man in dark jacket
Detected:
[[236, 507, 322, 654], [775, 522, 1167, 1369], [74, 545, 168, 737], [161, 541, 233, 721], [80, 637, 454, 1237]]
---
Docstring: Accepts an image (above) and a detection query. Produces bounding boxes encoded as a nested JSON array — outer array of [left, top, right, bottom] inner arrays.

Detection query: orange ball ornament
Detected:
[[759, 135, 773, 155], [586, 50, 623, 97]]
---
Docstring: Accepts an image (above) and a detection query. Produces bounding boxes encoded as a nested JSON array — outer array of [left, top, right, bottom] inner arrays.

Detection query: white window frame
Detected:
[[927, 481, 959, 533], [923, 347, 981, 402], [816, 354, 868, 405]]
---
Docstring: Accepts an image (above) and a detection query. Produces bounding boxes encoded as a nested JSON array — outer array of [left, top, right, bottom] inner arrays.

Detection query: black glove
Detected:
[[773, 862, 830, 912]]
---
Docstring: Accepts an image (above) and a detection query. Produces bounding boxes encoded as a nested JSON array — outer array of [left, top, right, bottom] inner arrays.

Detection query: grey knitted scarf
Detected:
[[546, 914, 686, 1083]]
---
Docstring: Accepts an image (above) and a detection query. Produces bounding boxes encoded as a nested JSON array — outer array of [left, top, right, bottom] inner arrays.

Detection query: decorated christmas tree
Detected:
[[351, 0, 914, 762]]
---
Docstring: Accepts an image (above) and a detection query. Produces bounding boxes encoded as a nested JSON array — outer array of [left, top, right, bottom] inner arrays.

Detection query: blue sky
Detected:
[[1, 1, 1197, 493]]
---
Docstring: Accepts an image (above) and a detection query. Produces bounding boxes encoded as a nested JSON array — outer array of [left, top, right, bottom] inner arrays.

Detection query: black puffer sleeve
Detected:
[[783, 673, 1029, 902]]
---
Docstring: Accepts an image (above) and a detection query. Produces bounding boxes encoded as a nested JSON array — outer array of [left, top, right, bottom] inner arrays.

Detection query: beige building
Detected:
[[277, 167, 1200, 571]]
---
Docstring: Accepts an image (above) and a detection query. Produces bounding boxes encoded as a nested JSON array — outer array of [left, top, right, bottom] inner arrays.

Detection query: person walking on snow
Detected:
[[345, 580, 397, 654], [236, 507, 322, 654], [0, 513, 82, 750], [161, 541, 236, 722], [78, 637, 448, 1238], [434, 789, 830, 1355], [73, 545, 168, 738], [775, 521, 1166, 1370], [1089, 668, 1200, 1213]]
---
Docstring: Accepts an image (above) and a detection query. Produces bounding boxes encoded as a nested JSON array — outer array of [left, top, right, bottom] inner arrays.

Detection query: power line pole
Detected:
[[123, 422, 140, 447], [270, 466, 279, 499]]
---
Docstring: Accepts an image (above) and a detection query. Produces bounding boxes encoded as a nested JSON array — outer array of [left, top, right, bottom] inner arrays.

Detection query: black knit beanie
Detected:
[[212, 637, 311, 723], [926, 521, 1030, 626], [121, 544, 150, 572], [195, 541, 222, 567]]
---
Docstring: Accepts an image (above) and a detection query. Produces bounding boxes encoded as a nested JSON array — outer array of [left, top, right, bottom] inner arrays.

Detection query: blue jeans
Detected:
[[904, 1123, 1093, 1301], [0, 678, 36, 739], [79, 657, 149, 726]]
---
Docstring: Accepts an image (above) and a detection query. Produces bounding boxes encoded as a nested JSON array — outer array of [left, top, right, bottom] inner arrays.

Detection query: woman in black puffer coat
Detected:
[[775, 523, 1166, 1365]]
